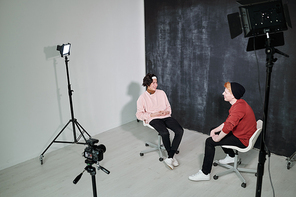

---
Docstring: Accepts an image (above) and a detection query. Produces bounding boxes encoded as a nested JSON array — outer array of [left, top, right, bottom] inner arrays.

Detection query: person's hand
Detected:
[[210, 129, 216, 137], [150, 111, 169, 117], [150, 111, 162, 117], [211, 131, 226, 142], [160, 111, 170, 116], [212, 135, 219, 142]]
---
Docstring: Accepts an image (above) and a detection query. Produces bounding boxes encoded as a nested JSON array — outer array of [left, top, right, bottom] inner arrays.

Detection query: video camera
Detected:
[[83, 138, 106, 164]]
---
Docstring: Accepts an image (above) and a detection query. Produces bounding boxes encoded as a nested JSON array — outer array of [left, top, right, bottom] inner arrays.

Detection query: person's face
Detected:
[[222, 87, 235, 102], [147, 78, 158, 91]]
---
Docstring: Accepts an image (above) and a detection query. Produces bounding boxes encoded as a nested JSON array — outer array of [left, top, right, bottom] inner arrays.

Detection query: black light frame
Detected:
[[239, 0, 288, 37], [56, 43, 71, 57]]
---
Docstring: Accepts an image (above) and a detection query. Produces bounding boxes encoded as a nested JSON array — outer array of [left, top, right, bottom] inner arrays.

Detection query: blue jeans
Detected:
[[150, 117, 184, 158]]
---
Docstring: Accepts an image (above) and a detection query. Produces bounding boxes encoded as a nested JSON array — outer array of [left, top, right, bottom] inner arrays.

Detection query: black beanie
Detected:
[[230, 82, 245, 99]]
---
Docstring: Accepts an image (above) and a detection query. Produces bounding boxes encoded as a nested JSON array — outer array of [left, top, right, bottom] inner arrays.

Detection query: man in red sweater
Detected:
[[189, 82, 257, 181]]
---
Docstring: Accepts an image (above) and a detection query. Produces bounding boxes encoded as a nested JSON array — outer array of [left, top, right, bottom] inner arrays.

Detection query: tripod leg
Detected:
[[91, 174, 98, 197], [74, 120, 92, 142], [76, 120, 92, 137], [85, 165, 98, 197], [40, 120, 72, 162]]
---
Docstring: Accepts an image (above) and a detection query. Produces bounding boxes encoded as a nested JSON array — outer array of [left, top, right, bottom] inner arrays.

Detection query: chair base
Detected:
[[213, 152, 257, 188], [140, 135, 166, 161]]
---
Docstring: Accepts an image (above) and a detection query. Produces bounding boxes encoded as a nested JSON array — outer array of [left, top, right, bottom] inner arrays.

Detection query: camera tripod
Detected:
[[40, 56, 91, 164], [73, 160, 110, 197]]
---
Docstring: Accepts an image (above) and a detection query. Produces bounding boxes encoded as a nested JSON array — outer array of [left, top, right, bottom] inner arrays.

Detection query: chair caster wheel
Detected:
[[237, 159, 242, 165], [176, 150, 179, 154], [39, 155, 44, 165], [145, 143, 149, 146], [287, 162, 291, 170], [159, 158, 163, 161], [213, 162, 218, 166], [241, 183, 246, 188], [213, 175, 218, 180], [140, 153, 144, 156]]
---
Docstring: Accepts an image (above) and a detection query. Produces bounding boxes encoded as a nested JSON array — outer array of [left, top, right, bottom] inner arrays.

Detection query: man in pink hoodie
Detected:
[[136, 73, 184, 170]]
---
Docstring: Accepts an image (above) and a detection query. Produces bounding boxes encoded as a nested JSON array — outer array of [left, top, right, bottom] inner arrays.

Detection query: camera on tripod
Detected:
[[83, 138, 106, 164], [74, 138, 109, 196]]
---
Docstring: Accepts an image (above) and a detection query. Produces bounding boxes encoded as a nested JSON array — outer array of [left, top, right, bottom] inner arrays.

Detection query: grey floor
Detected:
[[1, 120, 295, 197]]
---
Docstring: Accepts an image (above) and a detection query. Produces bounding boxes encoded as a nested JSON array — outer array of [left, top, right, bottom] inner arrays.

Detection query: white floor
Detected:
[[1, 120, 295, 197]]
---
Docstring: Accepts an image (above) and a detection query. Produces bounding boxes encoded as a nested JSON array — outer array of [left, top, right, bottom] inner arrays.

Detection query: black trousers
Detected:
[[150, 117, 184, 158], [201, 131, 246, 175]]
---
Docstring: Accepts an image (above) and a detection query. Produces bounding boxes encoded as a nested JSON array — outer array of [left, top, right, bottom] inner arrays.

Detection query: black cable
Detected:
[[267, 150, 276, 197]]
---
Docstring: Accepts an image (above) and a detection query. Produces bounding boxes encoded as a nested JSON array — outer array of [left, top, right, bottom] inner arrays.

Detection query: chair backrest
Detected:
[[222, 119, 263, 153], [245, 119, 263, 151]]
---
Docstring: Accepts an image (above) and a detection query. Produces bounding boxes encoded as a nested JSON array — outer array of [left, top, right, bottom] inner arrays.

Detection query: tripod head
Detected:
[[73, 161, 110, 184]]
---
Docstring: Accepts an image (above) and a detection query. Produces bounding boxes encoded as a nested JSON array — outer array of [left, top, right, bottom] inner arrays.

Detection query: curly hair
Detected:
[[142, 73, 157, 87]]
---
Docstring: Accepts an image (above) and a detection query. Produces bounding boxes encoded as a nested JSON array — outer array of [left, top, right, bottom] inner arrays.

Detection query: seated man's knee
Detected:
[[205, 137, 214, 146]]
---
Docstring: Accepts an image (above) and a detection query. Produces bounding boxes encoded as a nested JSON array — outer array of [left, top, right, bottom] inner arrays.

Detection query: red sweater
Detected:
[[222, 99, 257, 146]]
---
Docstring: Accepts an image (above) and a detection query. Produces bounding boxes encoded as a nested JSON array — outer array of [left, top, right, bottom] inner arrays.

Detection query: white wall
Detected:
[[0, 0, 145, 170]]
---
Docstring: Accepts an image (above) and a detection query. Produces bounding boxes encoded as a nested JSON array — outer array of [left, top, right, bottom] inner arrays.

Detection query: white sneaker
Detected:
[[219, 154, 235, 164], [164, 158, 174, 170], [172, 157, 179, 167], [188, 170, 210, 181]]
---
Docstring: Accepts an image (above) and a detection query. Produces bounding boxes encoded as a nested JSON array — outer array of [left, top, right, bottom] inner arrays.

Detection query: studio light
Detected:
[[239, 0, 289, 37], [56, 43, 71, 57], [40, 42, 92, 166], [227, 0, 292, 51], [226, 1, 292, 196]]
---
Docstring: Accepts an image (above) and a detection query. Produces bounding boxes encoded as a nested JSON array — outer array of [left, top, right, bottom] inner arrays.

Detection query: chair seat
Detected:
[[222, 145, 251, 153], [143, 121, 155, 130]]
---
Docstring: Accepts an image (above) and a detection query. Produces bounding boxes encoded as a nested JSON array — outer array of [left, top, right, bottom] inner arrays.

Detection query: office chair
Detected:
[[213, 119, 263, 188], [139, 121, 166, 161]]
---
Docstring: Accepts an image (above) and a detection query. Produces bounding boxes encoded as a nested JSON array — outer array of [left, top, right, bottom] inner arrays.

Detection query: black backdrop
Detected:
[[144, 0, 296, 157]]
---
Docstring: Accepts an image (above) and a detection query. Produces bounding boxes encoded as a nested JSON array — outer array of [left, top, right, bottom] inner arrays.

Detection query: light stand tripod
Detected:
[[40, 55, 91, 164], [73, 159, 110, 197], [255, 32, 289, 197]]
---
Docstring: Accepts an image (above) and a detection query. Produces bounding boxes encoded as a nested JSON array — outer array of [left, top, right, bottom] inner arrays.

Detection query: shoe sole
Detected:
[[164, 162, 174, 170], [188, 177, 210, 181]]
